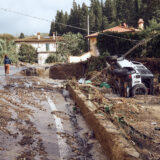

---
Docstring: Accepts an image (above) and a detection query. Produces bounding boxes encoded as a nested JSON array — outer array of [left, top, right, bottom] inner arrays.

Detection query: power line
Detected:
[[98, 32, 139, 42], [0, 7, 141, 42], [0, 7, 88, 32], [0, 7, 154, 43], [0, 8, 51, 22]]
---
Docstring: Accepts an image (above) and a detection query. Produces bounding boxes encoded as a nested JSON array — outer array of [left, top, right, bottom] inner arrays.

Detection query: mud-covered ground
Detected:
[[0, 67, 107, 160], [77, 83, 160, 160]]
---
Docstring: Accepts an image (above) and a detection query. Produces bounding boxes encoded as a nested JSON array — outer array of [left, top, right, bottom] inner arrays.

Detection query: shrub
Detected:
[[0, 34, 15, 41], [18, 43, 37, 63], [0, 39, 18, 64], [87, 56, 107, 72], [46, 53, 59, 63]]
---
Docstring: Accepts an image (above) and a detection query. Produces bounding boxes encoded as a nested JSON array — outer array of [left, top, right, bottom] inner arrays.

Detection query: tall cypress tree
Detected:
[[68, 0, 81, 33], [104, 0, 115, 23], [49, 10, 68, 35], [141, 0, 160, 23], [90, 0, 103, 31], [79, 3, 89, 35], [49, 21, 56, 36]]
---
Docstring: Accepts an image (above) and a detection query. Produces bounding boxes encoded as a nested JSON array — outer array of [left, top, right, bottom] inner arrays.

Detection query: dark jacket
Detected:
[[4, 58, 11, 65]]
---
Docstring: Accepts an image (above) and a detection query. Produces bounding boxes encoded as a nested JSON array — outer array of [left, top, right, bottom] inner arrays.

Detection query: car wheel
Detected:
[[131, 84, 148, 97]]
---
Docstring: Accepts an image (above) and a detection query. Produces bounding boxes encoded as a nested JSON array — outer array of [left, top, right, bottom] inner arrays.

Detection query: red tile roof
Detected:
[[15, 36, 61, 43], [103, 26, 139, 33], [86, 25, 140, 38]]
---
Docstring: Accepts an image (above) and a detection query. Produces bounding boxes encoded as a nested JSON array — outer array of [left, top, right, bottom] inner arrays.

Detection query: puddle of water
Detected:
[[0, 66, 26, 90]]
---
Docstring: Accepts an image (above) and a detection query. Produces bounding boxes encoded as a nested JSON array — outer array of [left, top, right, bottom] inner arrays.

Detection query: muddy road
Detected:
[[0, 67, 107, 160]]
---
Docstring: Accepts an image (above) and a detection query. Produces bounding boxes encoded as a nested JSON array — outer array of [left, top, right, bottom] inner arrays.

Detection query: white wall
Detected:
[[68, 52, 92, 63], [31, 43, 56, 52], [16, 42, 56, 52], [38, 53, 50, 65]]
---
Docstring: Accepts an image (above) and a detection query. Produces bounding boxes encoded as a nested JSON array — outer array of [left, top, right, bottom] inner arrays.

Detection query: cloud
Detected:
[[0, 0, 90, 36]]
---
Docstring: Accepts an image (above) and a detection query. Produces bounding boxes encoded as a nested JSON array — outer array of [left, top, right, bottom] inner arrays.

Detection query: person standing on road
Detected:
[[3, 55, 11, 76]]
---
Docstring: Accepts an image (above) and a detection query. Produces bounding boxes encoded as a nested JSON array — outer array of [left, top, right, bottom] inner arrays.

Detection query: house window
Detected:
[[46, 43, 50, 51]]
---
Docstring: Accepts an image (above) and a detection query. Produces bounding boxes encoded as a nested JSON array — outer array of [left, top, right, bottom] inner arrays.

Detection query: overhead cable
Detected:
[[0, 7, 158, 43]]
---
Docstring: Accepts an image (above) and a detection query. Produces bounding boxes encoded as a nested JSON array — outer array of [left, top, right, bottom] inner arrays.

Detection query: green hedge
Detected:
[[97, 31, 160, 58], [147, 34, 160, 58], [87, 56, 107, 72]]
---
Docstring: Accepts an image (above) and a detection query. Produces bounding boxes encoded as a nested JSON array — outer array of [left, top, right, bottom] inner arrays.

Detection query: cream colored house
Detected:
[[15, 33, 60, 65]]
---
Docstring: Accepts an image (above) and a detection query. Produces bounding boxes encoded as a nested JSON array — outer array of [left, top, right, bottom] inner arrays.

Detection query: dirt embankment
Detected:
[[20, 62, 87, 80], [49, 62, 87, 79], [68, 81, 160, 160]]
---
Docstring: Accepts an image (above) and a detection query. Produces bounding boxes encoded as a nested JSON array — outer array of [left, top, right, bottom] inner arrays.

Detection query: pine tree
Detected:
[[49, 21, 55, 36], [55, 10, 67, 34], [68, 0, 81, 33], [141, 0, 160, 24], [49, 0, 160, 35], [79, 3, 89, 35], [104, 0, 116, 23], [90, 0, 103, 31], [115, 0, 127, 24], [19, 33, 25, 39]]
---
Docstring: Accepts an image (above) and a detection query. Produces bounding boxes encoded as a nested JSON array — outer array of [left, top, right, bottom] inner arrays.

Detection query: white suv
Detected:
[[106, 57, 154, 97]]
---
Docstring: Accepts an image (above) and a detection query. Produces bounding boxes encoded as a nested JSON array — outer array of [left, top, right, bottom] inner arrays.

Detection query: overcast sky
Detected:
[[0, 0, 90, 36]]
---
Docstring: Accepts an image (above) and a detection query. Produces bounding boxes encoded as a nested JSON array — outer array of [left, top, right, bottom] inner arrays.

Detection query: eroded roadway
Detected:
[[0, 66, 107, 160]]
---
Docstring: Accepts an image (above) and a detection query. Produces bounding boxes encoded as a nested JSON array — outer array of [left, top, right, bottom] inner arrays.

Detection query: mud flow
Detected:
[[0, 66, 107, 160]]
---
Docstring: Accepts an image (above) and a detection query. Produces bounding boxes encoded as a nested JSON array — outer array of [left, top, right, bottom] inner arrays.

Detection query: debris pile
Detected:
[[70, 81, 160, 160]]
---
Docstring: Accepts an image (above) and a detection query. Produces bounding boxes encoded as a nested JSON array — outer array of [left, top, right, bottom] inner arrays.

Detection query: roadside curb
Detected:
[[67, 83, 141, 160]]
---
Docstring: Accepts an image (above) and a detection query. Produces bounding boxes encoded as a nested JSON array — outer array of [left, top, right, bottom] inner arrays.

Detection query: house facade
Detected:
[[15, 33, 60, 64]]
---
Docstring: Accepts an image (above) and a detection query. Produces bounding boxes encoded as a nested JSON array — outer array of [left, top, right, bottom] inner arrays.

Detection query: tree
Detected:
[[104, 0, 116, 23], [90, 0, 103, 31], [0, 39, 18, 64], [146, 19, 160, 31], [54, 10, 67, 34], [68, 1, 82, 33], [18, 43, 37, 63], [19, 33, 25, 39], [141, 0, 160, 24], [49, 21, 56, 36], [0, 34, 15, 41], [46, 33, 87, 63], [49, 0, 160, 36], [49, 10, 69, 36], [79, 3, 89, 35]]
